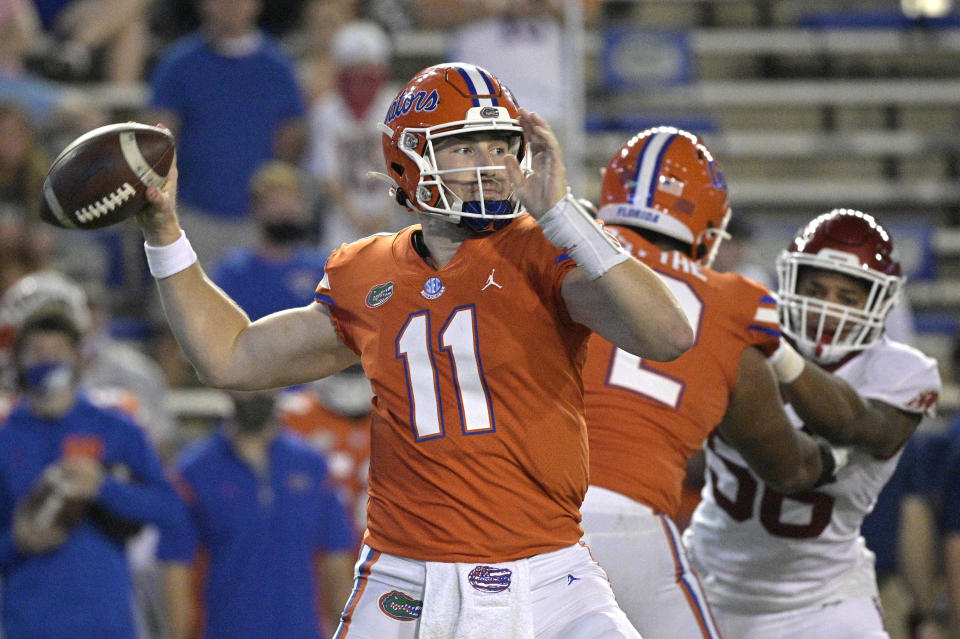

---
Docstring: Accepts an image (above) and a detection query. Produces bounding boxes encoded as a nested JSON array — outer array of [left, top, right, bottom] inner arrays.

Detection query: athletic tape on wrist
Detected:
[[768, 338, 806, 384], [144, 230, 197, 279], [537, 191, 629, 280]]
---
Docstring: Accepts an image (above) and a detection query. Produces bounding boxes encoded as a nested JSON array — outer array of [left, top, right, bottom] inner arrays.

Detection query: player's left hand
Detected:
[[504, 108, 567, 219]]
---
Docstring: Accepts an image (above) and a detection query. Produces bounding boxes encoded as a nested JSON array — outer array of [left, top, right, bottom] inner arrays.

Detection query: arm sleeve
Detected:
[[155, 471, 199, 562], [0, 479, 20, 568], [274, 57, 307, 121], [149, 48, 187, 113], [315, 470, 355, 553], [95, 420, 191, 533]]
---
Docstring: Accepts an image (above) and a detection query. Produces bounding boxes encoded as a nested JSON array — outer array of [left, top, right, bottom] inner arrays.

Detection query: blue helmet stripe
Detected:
[[455, 66, 481, 107], [631, 132, 676, 208], [475, 67, 499, 106], [455, 64, 497, 108]]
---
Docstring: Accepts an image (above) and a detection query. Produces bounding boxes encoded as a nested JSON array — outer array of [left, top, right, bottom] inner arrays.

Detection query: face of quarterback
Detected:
[[795, 267, 870, 342], [432, 133, 515, 205]]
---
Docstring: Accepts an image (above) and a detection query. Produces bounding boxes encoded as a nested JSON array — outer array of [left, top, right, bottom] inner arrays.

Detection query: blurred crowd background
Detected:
[[1, 1, 960, 638]]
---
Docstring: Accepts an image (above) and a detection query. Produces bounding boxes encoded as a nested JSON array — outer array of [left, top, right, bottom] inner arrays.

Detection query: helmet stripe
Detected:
[[631, 132, 676, 208], [455, 65, 498, 107]]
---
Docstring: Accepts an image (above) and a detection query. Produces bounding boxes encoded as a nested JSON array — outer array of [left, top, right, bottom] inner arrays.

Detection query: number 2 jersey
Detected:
[[682, 335, 941, 612], [583, 226, 781, 519], [314, 216, 590, 563]]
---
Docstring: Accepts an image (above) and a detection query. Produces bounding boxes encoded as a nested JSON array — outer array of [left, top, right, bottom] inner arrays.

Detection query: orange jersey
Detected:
[[584, 226, 780, 519], [314, 216, 590, 562]]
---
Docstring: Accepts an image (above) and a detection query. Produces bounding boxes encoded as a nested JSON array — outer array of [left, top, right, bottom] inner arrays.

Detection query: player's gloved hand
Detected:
[[767, 338, 806, 384]]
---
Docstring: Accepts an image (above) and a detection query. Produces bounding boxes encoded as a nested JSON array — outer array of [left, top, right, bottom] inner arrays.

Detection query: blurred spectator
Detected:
[[940, 343, 960, 638], [0, 0, 66, 121], [307, 19, 403, 250], [290, 0, 357, 105], [211, 161, 327, 321], [0, 100, 49, 222], [0, 214, 48, 295], [0, 270, 179, 639], [148, 0, 308, 265], [153, 0, 311, 42], [278, 363, 372, 536], [0, 0, 39, 76], [0, 101, 54, 296], [80, 280, 176, 455], [940, 441, 960, 637], [159, 390, 356, 639], [0, 305, 188, 639], [31, 0, 155, 83], [0, 272, 174, 451], [415, 0, 584, 136], [862, 432, 948, 639]]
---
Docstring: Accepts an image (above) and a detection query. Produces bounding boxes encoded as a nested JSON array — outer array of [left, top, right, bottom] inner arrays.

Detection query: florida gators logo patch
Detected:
[[379, 590, 422, 620], [366, 282, 395, 308], [467, 565, 512, 593]]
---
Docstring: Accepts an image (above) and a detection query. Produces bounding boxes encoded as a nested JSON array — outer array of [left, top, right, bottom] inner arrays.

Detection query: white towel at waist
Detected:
[[420, 559, 533, 639]]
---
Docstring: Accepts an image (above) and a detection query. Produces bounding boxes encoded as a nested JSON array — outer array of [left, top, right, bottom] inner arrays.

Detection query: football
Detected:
[[38, 122, 175, 230]]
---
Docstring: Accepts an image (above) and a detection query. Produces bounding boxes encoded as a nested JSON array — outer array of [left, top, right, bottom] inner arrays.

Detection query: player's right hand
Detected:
[[138, 143, 183, 247]]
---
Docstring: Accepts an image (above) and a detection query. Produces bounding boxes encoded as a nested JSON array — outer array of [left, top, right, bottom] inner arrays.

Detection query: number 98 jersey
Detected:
[[682, 336, 941, 613]]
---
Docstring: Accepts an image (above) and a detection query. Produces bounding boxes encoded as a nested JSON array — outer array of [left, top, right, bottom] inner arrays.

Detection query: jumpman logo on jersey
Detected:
[[481, 269, 503, 291], [567, 574, 580, 585]]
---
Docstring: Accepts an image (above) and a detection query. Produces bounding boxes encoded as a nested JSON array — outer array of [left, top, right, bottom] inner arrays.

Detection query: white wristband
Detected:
[[537, 190, 629, 279], [144, 230, 197, 279], [767, 338, 806, 384]]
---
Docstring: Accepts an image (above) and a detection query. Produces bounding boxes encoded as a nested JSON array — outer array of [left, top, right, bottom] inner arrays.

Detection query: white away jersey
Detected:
[[682, 336, 941, 613]]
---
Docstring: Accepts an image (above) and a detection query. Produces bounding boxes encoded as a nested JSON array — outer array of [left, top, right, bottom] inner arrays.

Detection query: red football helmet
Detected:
[[598, 127, 731, 267], [776, 209, 903, 364], [378, 63, 529, 230]]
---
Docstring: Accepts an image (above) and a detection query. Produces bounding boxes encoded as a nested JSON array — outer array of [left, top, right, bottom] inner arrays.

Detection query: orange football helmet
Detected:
[[598, 127, 731, 267], [378, 62, 529, 231]]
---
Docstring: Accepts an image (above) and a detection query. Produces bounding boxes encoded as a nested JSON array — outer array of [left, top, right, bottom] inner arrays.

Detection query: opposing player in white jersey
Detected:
[[683, 209, 942, 639]]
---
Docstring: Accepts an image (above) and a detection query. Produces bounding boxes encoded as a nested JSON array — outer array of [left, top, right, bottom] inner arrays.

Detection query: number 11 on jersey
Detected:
[[396, 305, 495, 440]]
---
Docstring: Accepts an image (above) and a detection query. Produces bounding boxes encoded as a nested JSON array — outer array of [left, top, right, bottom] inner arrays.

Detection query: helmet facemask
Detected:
[[777, 251, 902, 364], [398, 113, 529, 232], [694, 207, 732, 268]]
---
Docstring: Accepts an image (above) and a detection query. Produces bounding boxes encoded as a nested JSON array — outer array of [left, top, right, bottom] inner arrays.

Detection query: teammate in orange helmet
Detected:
[[136, 63, 694, 638], [579, 127, 845, 639]]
